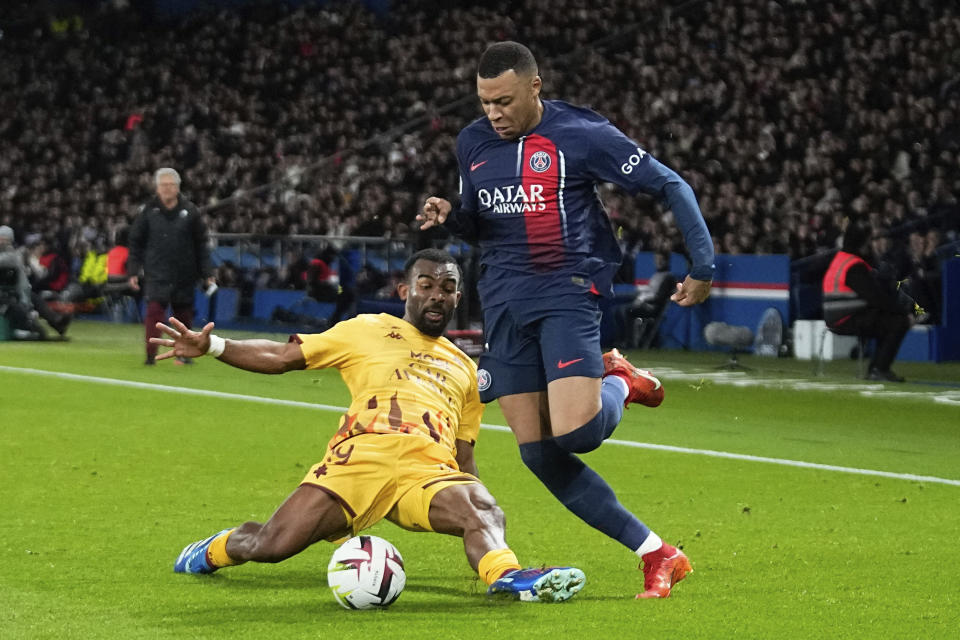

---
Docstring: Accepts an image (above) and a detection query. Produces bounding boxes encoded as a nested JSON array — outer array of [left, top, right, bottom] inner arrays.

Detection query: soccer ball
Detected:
[[327, 535, 406, 610]]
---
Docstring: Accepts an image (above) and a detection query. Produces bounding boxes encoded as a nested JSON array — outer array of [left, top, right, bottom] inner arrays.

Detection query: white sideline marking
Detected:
[[0, 365, 346, 413], [2, 365, 958, 487], [656, 368, 960, 403], [601, 437, 960, 486]]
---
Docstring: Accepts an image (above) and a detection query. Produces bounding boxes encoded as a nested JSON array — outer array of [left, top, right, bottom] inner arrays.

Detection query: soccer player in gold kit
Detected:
[[156, 249, 584, 602]]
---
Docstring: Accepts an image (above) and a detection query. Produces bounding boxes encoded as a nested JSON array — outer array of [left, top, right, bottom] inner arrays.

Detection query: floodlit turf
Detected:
[[1, 320, 958, 638]]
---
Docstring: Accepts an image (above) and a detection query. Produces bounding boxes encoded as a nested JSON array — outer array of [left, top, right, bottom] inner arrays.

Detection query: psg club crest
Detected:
[[529, 151, 551, 173], [477, 369, 492, 392]]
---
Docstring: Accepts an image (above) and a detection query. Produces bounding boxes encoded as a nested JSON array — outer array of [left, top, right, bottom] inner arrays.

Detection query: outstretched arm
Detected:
[[150, 317, 306, 374]]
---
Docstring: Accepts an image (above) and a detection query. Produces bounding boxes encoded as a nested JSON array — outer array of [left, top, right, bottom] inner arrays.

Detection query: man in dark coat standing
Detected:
[[128, 168, 215, 365]]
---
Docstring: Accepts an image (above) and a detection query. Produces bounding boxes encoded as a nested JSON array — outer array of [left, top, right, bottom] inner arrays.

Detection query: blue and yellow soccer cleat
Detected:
[[173, 529, 231, 574], [488, 566, 586, 602]]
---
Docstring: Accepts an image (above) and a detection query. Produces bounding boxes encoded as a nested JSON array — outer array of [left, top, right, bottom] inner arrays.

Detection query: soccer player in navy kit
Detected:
[[419, 42, 714, 598]]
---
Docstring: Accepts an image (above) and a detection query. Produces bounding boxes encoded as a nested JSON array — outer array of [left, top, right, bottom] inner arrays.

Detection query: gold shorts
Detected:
[[300, 433, 478, 540]]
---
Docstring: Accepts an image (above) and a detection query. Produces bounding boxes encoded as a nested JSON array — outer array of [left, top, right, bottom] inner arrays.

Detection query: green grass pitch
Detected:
[[1, 320, 958, 638]]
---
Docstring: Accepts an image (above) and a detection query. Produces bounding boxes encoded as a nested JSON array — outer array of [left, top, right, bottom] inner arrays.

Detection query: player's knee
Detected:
[[468, 488, 496, 512], [553, 423, 603, 454], [478, 501, 506, 532], [466, 488, 505, 531], [551, 407, 608, 454]]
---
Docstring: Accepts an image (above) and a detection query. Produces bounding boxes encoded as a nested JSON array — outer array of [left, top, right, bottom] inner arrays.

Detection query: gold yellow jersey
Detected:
[[296, 313, 483, 456]]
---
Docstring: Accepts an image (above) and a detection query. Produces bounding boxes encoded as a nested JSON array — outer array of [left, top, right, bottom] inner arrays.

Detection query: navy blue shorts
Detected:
[[477, 293, 604, 403]]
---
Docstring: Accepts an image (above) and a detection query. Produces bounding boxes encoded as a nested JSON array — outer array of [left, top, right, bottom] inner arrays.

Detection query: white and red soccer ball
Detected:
[[327, 535, 406, 610]]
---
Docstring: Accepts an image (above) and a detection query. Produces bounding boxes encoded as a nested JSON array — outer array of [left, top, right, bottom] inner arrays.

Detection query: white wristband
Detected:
[[206, 334, 226, 358]]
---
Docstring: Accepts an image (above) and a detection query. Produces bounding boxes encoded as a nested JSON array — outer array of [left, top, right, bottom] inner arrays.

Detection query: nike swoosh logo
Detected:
[[637, 370, 662, 390], [470, 160, 487, 171], [557, 358, 584, 369]]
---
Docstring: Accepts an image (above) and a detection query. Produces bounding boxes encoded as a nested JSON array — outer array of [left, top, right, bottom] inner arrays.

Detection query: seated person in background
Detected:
[[102, 225, 143, 311], [278, 250, 310, 290], [376, 270, 405, 300], [0, 225, 71, 338], [274, 247, 354, 330], [107, 226, 132, 284], [61, 237, 109, 307], [214, 261, 240, 289], [355, 262, 388, 298], [305, 248, 340, 302], [621, 249, 678, 348], [27, 236, 70, 298], [822, 222, 915, 382], [306, 246, 356, 325]]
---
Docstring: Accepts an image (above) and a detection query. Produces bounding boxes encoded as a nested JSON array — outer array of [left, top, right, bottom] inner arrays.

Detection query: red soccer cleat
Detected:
[[602, 348, 664, 408], [637, 544, 692, 599]]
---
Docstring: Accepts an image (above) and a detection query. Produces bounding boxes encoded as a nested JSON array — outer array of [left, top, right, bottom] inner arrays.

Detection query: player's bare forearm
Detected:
[[218, 339, 306, 374], [151, 318, 306, 373]]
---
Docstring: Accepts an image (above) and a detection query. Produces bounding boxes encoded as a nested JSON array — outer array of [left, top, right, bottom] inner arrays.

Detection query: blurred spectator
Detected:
[[355, 262, 388, 297], [106, 225, 132, 282], [0, 225, 71, 338], [901, 228, 942, 324], [305, 248, 340, 303], [375, 270, 405, 300], [101, 224, 141, 321], [215, 260, 241, 289], [619, 249, 678, 348], [60, 237, 108, 306], [303, 246, 357, 325], [277, 249, 310, 289], [0, 0, 956, 293], [0, 224, 42, 338], [27, 237, 70, 297]]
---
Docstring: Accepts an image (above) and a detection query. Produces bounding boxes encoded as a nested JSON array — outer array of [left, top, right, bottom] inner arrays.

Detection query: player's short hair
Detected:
[[154, 167, 181, 186], [478, 41, 538, 79], [403, 249, 460, 282]]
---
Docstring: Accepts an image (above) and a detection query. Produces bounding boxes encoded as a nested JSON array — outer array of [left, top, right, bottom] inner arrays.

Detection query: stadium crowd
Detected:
[[0, 0, 957, 306]]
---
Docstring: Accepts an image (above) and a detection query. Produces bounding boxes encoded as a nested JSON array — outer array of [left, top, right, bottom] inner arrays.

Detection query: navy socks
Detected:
[[519, 439, 650, 551], [553, 377, 626, 453]]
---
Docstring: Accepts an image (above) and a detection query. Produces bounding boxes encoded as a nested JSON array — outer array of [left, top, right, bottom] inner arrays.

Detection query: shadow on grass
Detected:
[[152, 570, 610, 628], [184, 571, 485, 596]]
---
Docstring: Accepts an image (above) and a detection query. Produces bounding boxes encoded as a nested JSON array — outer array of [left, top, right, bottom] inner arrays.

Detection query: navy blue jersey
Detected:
[[445, 99, 714, 307]]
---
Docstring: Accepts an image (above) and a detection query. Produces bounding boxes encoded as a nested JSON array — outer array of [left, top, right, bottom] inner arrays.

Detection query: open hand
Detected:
[[150, 317, 215, 360]]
